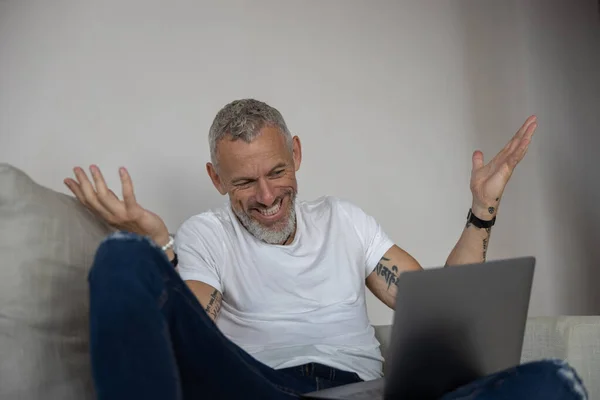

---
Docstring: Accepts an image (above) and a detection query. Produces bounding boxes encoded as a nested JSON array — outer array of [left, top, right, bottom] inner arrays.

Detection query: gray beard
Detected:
[[233, 194, 297, 245]]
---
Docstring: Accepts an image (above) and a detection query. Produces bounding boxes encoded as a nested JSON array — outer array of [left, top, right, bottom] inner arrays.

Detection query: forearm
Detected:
[[445, 203, 495, 266]]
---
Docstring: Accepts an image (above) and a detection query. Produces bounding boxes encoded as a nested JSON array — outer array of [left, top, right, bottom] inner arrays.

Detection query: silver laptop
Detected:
[[302, 257, 536, 400]]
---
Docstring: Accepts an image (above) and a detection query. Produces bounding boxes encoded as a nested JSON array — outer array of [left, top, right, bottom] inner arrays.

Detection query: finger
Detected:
[[508, 138, 531, 168], [73, 167, 96, 199], [472, 150, 485, 171], [506, 115, 537, 154], [89, 165, 109, 195], [119, 167, 138, 210], [64, 178, 87, 204], [107, 189, 120, 201], [523, 121, 538, 142], [73, 167, 113, 219], [90, 165, 124, 214], [507, 121, 537, 161], [518, 115, 537, 137], [499, 115, 537, 156], [65, 176, 111, 221]]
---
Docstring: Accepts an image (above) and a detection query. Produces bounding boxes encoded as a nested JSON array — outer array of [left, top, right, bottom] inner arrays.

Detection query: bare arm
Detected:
[[367, 116, 538, 309], [445, 207, 493, 266], [446, 116, 537, 264], [366, 218, 491, 310], [63, 166, 224, 320], [366, 245, 422, 309], [185, 280, 223, 322]]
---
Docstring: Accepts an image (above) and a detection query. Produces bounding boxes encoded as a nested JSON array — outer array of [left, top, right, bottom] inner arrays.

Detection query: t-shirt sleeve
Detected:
[[174, 215, 224, 293], [335, 197, 395, 277]]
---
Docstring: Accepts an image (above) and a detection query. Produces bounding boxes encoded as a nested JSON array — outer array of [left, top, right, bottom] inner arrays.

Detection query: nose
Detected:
[[255, 178, 276, 206]]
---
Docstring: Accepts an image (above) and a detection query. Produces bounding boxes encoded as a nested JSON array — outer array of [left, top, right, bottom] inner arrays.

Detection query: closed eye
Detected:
[[270, 169, 285, 177], [233, 179, 254, 187]]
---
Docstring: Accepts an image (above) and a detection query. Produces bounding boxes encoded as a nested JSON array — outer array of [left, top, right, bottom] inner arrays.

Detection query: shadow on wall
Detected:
[[458, 0, 600, 314], [524, 0, 600, 314], [457, 0, 550, 315], [456, 0, 534, 257]]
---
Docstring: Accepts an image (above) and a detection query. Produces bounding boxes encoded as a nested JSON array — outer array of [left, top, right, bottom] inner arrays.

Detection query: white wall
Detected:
[[1, 0, 598, 325], [522, 0, 600, 314], [455, 0, 600, 316]]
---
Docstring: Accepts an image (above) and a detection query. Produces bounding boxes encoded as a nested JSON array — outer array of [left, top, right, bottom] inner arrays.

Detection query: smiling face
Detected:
[[207, 126, 302, 245]]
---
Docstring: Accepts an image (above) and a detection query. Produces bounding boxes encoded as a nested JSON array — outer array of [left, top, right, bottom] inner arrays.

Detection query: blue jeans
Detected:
[[88, 233, 588, 399]]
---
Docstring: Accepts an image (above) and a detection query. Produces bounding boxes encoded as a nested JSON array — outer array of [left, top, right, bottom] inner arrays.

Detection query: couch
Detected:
[[375, 318, 600, 398], [1, 162, 599, 399]]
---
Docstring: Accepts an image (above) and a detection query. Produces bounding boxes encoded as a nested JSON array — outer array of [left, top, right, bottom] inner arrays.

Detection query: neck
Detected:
[[280, 226, 296, 245]]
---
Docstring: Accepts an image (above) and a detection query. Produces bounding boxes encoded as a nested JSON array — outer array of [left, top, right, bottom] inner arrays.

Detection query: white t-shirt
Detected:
[[175, 196, 394, 381]]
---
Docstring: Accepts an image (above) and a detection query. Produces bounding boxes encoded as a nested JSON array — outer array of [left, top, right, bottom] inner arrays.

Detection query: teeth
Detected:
[[259, 200, 281, 216]]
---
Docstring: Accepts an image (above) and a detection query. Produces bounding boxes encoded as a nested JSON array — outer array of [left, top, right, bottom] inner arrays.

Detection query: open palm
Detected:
[[470, 116, 538, 216], [64, 165, 170, 244]]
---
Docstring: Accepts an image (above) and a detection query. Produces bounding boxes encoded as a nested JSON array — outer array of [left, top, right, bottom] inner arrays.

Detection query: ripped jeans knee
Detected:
[[441, 358, 588, 400]]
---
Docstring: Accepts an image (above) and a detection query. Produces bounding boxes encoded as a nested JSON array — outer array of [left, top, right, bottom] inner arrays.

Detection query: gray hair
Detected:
[[209, 99, 293, 169]]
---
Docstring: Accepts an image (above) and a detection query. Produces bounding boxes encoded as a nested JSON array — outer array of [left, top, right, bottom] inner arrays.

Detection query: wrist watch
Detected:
[[467, 209, 496, 229]]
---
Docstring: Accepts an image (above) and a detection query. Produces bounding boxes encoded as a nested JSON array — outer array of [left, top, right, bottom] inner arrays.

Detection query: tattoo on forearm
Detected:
[[375, 257, 400, 291], [205, 289, 222, 320], [482, 227, 492, 261], [483, 237, 489, 261]]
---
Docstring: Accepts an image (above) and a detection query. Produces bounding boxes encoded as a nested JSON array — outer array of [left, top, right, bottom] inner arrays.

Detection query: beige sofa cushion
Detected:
[[521, 316, 600, 400], [0, 163, 112, 400], [374, 316, 600, 399]]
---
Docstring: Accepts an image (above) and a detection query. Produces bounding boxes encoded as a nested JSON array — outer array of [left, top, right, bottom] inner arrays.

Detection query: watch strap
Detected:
[[467, 209, 496, 229]]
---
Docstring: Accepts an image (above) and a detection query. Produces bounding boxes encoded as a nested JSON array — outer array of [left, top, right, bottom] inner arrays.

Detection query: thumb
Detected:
[[472, 150, 484, 171]]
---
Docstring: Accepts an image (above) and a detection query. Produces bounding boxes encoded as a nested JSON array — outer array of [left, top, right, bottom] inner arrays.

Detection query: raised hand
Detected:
[[64, 165, 171, 246], [470, 115, 538, 219]]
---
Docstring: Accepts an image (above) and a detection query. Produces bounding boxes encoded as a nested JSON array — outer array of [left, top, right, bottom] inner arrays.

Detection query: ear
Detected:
[[292, 136, 302, 172], [206, 162, 227, 195]]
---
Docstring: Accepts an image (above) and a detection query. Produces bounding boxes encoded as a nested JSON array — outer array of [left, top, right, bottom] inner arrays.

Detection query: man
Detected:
[[64, 99, 586, 399]]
